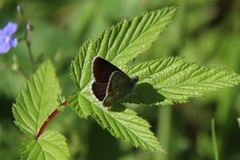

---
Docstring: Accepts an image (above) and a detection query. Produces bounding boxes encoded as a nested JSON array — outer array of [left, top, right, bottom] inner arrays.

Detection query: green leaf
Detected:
[[70, 7, 176, 90], [92, 107, 163, 152], [20, 131, 70, 160], [70, 91, 163, 152], [68, 92, 93, 119], [125, 57, 240, 105], [69, 7, 177, 152], [69, 5, 240, 153], [95, 7, 177, 65], [70, 40, 96, 90], [13, 59, 61, 136]]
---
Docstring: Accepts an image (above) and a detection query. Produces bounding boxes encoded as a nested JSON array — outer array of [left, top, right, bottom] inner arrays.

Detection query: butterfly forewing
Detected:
[[92, 82, 108, 101], [92, 56, 124, 83]]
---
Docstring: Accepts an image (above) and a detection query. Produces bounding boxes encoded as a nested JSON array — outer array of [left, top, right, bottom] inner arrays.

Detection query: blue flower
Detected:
[[0, 22, 18, 54]]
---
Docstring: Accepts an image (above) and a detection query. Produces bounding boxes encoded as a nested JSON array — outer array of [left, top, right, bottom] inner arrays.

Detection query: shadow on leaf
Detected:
[[109, 103, 127, 112], [122, 82, 165, 105]]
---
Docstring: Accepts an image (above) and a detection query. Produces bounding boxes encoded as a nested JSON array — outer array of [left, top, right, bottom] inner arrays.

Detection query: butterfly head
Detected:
[[132, 76, 139, 83]]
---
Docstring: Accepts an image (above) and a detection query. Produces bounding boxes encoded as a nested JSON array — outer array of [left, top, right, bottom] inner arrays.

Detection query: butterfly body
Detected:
[[92, 56, 138, 107]]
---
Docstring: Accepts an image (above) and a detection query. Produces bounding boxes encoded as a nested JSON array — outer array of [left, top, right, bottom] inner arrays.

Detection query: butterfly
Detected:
[[91, 56, 138, 107]]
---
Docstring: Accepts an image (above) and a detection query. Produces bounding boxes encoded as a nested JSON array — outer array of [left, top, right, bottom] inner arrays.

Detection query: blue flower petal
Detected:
[[0, 30, 7, 40], [0, 22, 18, 54], [0, 43, 10, 54], [4, 22, 18, 35], [9, 37, 18, 47]]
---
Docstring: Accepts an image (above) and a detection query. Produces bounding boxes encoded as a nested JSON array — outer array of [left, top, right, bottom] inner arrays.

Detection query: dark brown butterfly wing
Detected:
[[92, 82, 108, 101], [92, 56, 124, 83], [92, 56, 125, 101]]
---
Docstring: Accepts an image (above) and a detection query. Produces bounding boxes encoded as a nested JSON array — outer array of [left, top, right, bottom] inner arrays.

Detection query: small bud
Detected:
[[17, 5, 24, 15], [12, 55, 19, 71], [26, 23, 34, 31]]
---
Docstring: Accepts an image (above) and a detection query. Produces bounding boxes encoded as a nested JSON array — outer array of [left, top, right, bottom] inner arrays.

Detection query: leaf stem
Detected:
[[18, 5, 35, 72], [35, 100, 68, 140], [23, 24, 35, 73], [211, 118, 219, 160]]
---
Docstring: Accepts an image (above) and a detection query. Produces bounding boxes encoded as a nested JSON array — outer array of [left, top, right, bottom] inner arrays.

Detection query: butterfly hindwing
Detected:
[[103, 71, 136, 107]]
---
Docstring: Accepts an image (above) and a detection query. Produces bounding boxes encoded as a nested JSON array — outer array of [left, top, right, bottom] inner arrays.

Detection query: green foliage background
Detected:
[[0, 0, 240, 160]]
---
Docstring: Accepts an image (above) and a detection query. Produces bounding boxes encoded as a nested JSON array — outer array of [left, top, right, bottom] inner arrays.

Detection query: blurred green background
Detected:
[[0, 0, 240, 159]]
